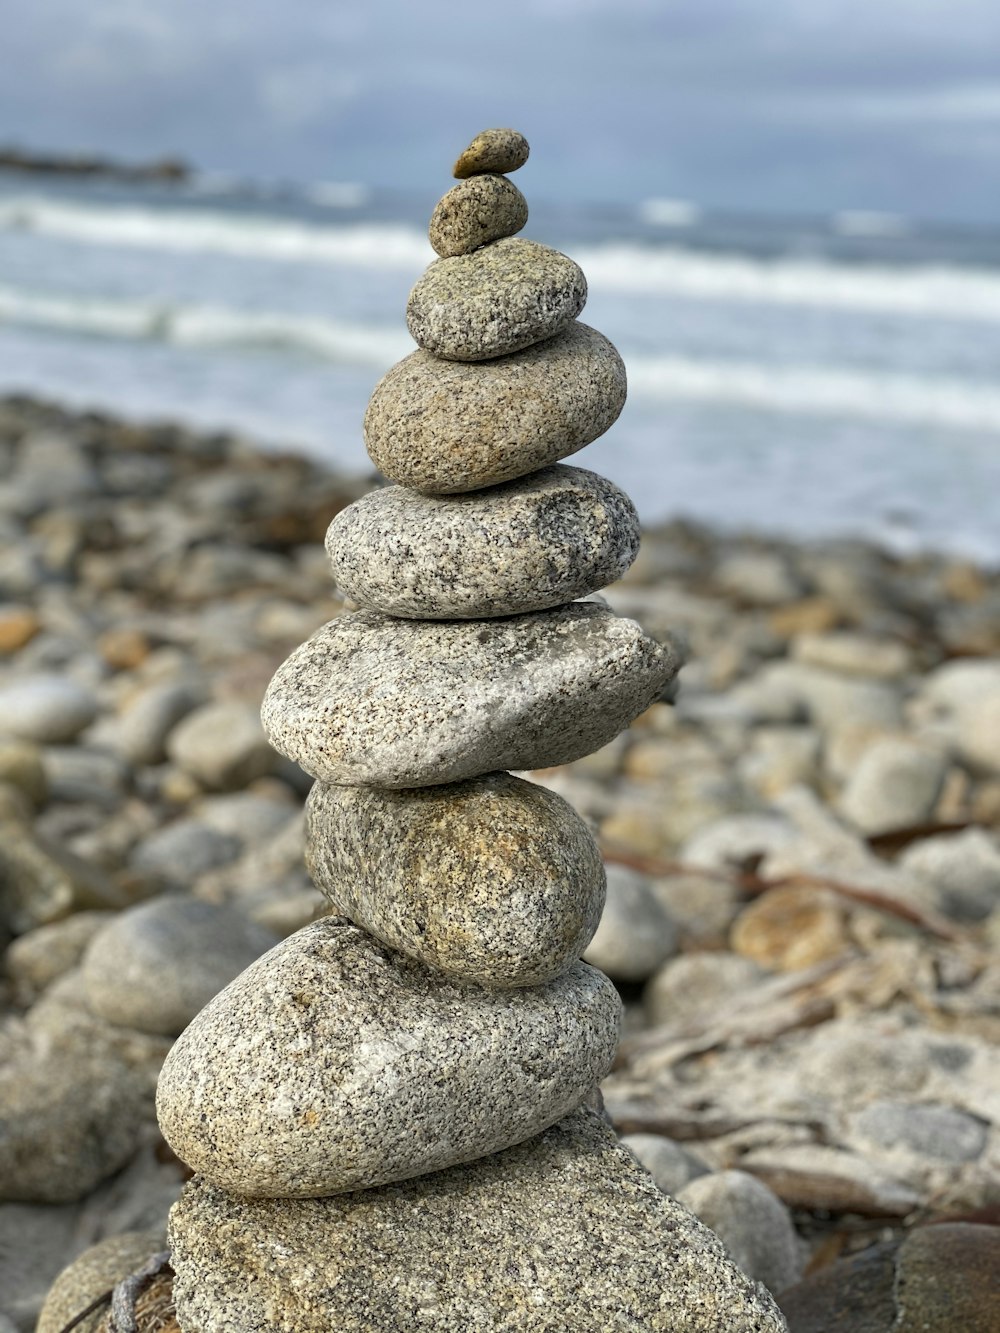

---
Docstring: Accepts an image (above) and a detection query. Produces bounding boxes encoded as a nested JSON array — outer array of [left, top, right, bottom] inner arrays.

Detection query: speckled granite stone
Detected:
[[325, 466, 640, 619], [365, 322, 626, 493], [305, 773, 605, 987], [260, 602, 677, 788], [453, 127, 530, 178], [406, 238, 586, 361], [430, 174, 528, 257], [168, 1108, 787, 1332], [37, 1231, 164, 1333], [155, 919, 621, 1197]]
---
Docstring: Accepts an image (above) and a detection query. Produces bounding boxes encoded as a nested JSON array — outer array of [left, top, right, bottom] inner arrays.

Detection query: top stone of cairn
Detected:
[[453, 127, 529, 178]]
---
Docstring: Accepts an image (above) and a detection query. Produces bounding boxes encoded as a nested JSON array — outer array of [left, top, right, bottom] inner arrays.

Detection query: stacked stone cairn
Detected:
[[156, 130, 787, 1331]]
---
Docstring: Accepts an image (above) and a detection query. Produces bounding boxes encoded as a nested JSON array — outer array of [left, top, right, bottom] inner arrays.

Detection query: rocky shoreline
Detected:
[[1, 391, 999, 1329]]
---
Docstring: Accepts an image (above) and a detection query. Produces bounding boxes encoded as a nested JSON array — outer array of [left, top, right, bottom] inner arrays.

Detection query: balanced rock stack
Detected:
[[156, 130, 786, 1331]]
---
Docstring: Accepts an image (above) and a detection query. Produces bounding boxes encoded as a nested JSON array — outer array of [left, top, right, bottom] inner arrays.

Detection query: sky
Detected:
[[3, 0, 1000, 222]]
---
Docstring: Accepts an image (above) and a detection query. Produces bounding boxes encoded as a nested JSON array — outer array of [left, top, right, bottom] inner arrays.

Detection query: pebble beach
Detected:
[[2, 388, 1000, 1329]]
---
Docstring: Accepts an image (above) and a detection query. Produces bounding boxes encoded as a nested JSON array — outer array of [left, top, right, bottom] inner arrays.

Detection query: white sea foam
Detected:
[[637, 198, 701, 228], [628, 354, 1000, 432], [3, 195, 1000, 323]]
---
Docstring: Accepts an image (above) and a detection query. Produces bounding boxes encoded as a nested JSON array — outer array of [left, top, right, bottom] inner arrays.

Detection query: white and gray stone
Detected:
[[621, 1133, 710, 1196], [406, 238, 586, 361], [156, 919, 622, 1197], [678, 1170, 805, 1296], [364, 322, 626, 493], [168, 1109, 787, 1332], [165, 700, 274, 790], [0, 674, 97, 744], [262, 602, 677, 788], [838, 738, 947, 835], [325, 466, 640, 619], [305, 773, 605, 987], [583, 863, 678, 982], [429, 174, 528, 257]]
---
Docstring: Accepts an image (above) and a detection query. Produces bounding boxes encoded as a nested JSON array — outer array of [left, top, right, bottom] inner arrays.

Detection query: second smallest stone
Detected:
[[430, 175, 529, 257], [454, 128, 529, 178]]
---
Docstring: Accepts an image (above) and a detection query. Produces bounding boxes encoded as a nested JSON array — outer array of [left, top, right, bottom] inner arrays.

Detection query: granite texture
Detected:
[[261, 602, 677, 788], [37, 1231, 164, 1333], [325, 465, 640, 619], [168, 1108, 787, 1332], [155, 919, 621, 1197], [429, 174, 528, 257], [81, 897, 278, 1036], [453, 127, 529, 177], [364, 322, 626, 493], [406, 238, 586, 361], [305, 772, 605, 987]]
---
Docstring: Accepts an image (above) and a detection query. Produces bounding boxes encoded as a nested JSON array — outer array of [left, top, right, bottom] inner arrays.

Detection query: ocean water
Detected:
[[1, 173, 999, 560]]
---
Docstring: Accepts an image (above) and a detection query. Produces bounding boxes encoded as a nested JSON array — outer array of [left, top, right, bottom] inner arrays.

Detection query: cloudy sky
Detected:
[[4, 0, 1000, 222]]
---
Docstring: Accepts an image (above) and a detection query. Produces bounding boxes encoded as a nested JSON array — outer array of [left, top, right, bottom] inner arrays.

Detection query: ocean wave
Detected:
[[628, 354, 1000, 431], [3, 195, 1000, 322], [0, 286, 412, 365]]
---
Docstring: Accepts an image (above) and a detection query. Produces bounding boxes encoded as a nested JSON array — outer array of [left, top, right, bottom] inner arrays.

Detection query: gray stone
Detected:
[[429, 174, 528, 257], [791, 631, 912, 679], [620, 1132, 710, 1195], [117, 680, 204, 766], [583, 864, 677, 982], [0, 1199, 84, 1332], [900, 827, 1000, 922], [0, 737, 47, 805], [168, 1109, 787, 1332], [305, 773, 605, 987], [193, 788, 298, 843], [325, 466, 640, 619], [838, 738, 947, 835], [36, 1231, 164, 1333], [645, 951, 767, 1028], [406, 238, 586, 361], [165, 700, 274, 790], [0, 824, 123, 934], [156, 919, 621, 1197], [262, 602, 676, 788], [4, 910, 113, 1001], [0, 674, 97, 743], [128, 818, 242, 888], [365, 322, 626, 493], [678, 1170, 804, 1295], [453, 127, 530, 177], [82, 897, 278, 1036], [851, 1100, 988, 1163]]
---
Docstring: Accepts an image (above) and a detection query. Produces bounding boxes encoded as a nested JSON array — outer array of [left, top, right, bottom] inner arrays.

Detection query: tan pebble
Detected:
[[768, 597, 842, 638], [0, 605, 40, 653], [730, 885, 851, 971], [453, 127, 529, 178], [429, 174, 528, 257], [98, 626, 152, 670]]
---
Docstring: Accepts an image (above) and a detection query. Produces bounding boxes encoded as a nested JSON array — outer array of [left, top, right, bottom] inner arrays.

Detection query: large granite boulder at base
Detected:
[[168, 1109, 787, 1333], [305, 773, 606, 987], [406, 238, 587, 361], [156, 919, 621, 1197], [261, 602, 677, 788], [326, 465, 640, 620], [364, 322, 627, 493]]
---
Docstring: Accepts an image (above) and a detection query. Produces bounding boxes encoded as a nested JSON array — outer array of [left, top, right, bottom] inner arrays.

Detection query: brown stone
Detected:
[[453, 127, 529, 178], [731, 885, 852, 971]]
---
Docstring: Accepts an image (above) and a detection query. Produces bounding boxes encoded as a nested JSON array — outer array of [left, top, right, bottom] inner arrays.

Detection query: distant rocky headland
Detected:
[[0, 146, 189, 184]]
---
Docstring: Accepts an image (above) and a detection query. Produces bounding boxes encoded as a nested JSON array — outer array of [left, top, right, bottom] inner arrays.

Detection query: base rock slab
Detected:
[[168, 1108, 786, 1333]]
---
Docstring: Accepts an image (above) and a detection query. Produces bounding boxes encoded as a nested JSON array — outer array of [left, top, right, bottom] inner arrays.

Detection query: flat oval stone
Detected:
[[453, 127, 529, 178], [430, 174, 528, 258], [305, 773, 605, 987], [365, 322, 626, 493], [261, 602, 678, 788], [406, 238, 586, 361], [326, 466, 640, 619], [155, 919, 621, 1197]]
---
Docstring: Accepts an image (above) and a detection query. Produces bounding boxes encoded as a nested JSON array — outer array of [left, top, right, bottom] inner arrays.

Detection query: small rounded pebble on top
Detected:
[[454, 128, 529, 178]]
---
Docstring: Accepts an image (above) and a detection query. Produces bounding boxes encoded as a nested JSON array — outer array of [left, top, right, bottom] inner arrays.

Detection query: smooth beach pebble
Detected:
[[406, 237, 586, 361], [82, 897, 279, 1036], [364, 322, 626, 493], [155, 918, 621, 1197], [325, 465, 640, 619], [168, 1109, 786, 1333], [261, 602, 678, 788], [429, 174, 528, 257], [0, 674, 97, 744], [304, 773, 606, 987], [453, 127, 529, 178]]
